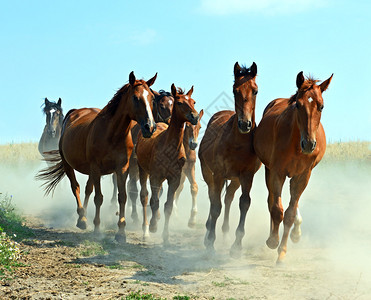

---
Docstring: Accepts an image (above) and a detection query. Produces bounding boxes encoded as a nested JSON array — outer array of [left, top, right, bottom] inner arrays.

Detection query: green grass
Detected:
[[125, 290, 166, 300], [79, 240, 107, 257]]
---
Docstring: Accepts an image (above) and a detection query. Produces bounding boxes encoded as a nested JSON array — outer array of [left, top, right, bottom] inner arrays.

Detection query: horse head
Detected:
[[170, 84, 199, 126], [127, 71, 157, 138], [152, 89, 174, 124], [185, 109, 204, 150], [293, 71, 333, 154], [233, 61, 258, 134], [43, 97, 63, 138]]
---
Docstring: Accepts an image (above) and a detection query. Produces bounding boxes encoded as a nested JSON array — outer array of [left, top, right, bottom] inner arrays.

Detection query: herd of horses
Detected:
[[37, 63, 333, 263]]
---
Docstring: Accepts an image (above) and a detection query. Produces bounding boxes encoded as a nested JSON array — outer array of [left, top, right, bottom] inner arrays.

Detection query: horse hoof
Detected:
[[230, 244, 242, 259], [290, 232, 301, 243], [188, 219, 196, 229], [266, 236, 279, 249], [76, 218, 87, 230], [115, 233, 127, 244], [149, 223, 157, 233]]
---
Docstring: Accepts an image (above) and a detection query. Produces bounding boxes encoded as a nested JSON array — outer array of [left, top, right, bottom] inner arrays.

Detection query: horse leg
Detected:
[[149, 177, 163, 234], [91, 171, 103, 235], [173, 171, 186, 217], [186, 164, 199, 228], [138, 165, 150, 239], [83, 176, 94, 211], [277, 171, 311, 263], [230, 173, 254, 258], [291, 206, 303, 243], [265, 167, 285, 249], [115, 169, 129, 243], [162, 175, 181, 244], [64, 161, 86, 230], [110, 173, 118, 207], [221, 179, 240, 235], [204, 175, 224, 251], [128, 176, 139, 225]]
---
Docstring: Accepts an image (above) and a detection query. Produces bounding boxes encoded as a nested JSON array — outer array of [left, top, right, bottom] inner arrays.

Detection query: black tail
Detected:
[[35, 150, 65, 196]]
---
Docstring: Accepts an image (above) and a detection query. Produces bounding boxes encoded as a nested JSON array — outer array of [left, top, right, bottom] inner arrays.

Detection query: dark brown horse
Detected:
[[173, 109, 204, 228], [38, 98, 64, 163], [198, 62, 261, 257], [253, 71, 333, 263], [110, 90, 174, 224], [37, 71, 157, 242], [136, 84, 199, 243]]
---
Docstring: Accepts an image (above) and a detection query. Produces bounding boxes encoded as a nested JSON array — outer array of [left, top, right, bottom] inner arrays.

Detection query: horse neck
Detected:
[[281, 104, 301, 141], [166, 109, 185, 149], [105, 101, 132, 142], [182, 128, 191, 154]]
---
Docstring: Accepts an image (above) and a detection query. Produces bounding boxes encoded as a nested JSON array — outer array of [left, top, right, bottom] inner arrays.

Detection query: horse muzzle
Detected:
[[187, 113, 199, 126], [141, 121, 156, 138], [189, 140, 198, 150], [300, 138, 317, 154], [237, 119, 252, 134]]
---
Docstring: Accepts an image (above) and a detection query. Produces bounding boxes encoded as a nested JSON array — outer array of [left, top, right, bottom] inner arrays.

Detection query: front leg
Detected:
[[162, 174, 181, 244], [115, 169, 129, 243], [149, 176, 164, 234]]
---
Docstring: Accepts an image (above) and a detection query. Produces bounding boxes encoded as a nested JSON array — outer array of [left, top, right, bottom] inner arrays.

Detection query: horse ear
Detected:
[[250, 62, 257, 77], [129, 71, 136, 85], [296, 71, 305, 89], [146, 73, 157, 87], [234, 62, 241, 78], [45, 98, 50, 105], [320, 74, 333, 93], [187, 86, 194, 97], [171, 83, 177, 97], [57, 98, 62, 106], [198, 109, 204, 120], [151, 89, 160, 97]]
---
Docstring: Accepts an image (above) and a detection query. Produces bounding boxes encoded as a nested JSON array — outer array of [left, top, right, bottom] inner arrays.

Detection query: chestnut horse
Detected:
[[38, 98, 64, 163], [198, 62, 261, 257], [136, 84, 199, 243], [37, 71, 157, 242], [110, 90, 174, 224], [173, 109, 204, 228], [253, 71, 333, 263]]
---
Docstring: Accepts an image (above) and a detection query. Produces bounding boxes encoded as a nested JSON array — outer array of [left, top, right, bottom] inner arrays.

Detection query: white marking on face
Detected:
[[308, 97, 313, 103], [142, 89, 154, 123], [185, 96, 189, 100], [49, 109, 56, 125], [168, 99, 173, 106]]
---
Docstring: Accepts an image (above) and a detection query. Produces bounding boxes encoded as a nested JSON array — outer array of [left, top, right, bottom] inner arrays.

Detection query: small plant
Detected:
[[79, 240, 107, 257], [173, 296, 191, 300], [125, 290, 165, 300], [0, 227, 22, 278]]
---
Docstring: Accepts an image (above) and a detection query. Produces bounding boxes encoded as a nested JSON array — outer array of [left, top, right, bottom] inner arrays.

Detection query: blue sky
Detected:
[[0, 0, 370, 143]]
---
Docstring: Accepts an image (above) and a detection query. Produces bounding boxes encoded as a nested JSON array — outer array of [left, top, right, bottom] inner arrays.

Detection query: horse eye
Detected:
[[319, 105, 324, 112], [295, 101, 300, 108], [253, 90, 258, 95]]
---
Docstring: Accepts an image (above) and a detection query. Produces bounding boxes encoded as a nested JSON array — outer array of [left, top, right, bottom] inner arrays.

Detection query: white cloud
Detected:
[[199, 0, 327, 16], [129, 28, 157, 46]]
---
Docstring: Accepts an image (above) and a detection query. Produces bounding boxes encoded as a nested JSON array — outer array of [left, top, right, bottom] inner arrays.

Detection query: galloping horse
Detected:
[[173, 109, 204, 228], [198, 62, 261, 257], [136, 84, 199, 243], [110, 90, 174, 224], [38, 98, 64, 162], [37, 71, 157, 242], [253, 71, 333, 263]]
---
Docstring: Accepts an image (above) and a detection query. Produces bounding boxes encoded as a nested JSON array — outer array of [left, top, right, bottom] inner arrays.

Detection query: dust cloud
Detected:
[[1, 156, 370, 298]]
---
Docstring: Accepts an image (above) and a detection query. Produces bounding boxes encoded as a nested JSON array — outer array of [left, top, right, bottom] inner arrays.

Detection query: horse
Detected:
[[38, 97, 64, 163], [173, 109, 204, 228], [110, 89, 174, 224], [136, 84, 199, 243], [253, 71, 333, 263], [198, 61, 262, 257], [36, 71, 157, 243]]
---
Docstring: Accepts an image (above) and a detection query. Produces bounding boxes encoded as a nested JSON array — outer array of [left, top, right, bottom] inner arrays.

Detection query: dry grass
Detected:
[[0, 141, 369, 164], [323, 141, 370, 162], [0, 143, 41, 164]]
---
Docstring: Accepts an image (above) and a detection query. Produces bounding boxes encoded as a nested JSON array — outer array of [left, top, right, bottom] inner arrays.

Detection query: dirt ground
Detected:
[[1, 160, 371, 299]]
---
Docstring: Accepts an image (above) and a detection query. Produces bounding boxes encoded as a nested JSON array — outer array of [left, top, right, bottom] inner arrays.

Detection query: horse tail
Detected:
[[36, 150, 66, 196]]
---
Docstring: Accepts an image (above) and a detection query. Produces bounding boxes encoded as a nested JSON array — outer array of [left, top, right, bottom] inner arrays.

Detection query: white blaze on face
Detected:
[[49, 109, 56, 125], [308, 97, 313, 103], [168, 99, 173, 106], [185, 96, 189, 100], [142, 89, 154, 123]]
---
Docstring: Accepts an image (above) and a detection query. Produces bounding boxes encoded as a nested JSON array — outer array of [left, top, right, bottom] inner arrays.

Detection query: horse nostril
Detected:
[[301, 140, 305, 150], [312, 141, 317, 150], [246, 121, 252, 129], [144, 123, 150, 131]]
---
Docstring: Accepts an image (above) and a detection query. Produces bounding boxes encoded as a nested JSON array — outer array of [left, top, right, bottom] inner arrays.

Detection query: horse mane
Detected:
[[100, 80, 146, 116], [154, 90, 172, 102], [288, 75, 320, 104], [176, 88, 185, 95]]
